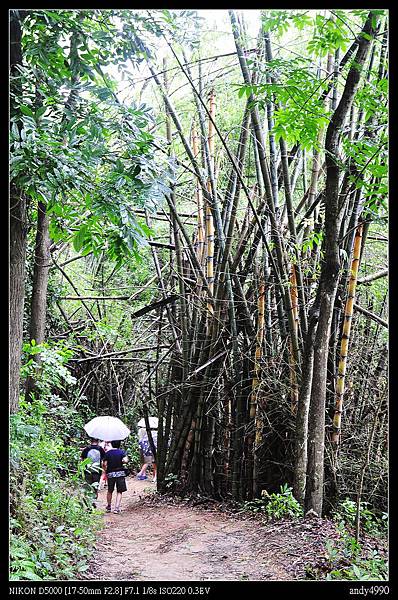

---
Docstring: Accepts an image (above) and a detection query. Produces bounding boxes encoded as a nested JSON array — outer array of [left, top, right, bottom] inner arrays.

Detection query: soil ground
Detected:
[[86, 475, 341, 581]]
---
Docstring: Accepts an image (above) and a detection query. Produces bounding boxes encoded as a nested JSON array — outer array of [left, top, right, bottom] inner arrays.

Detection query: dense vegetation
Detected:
[[9, 9, 388, 581]]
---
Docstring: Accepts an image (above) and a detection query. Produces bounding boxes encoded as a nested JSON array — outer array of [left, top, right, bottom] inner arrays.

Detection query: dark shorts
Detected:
[[85, 471, 101, 486], [108, 476, 127, 493]]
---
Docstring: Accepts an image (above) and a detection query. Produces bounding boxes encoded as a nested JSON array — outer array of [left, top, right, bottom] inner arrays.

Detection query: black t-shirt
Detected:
[[81, 444, 106, 462], [104, 448, 126, 473]]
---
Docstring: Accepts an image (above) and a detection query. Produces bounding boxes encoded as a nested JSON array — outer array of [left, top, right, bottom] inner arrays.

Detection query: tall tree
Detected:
[[305, 11, 379, 515], [9, 10, 28, 413]]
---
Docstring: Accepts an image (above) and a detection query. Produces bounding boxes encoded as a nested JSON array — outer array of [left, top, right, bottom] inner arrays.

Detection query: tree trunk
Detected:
[[9, 11, 27, 413], [305, 12, 378, 516], [25, 202, 51, 400], [293, 305, 319, 505], [10, 187, 28, 413]]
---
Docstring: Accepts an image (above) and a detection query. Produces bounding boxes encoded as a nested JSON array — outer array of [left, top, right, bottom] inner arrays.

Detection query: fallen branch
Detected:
[[71, 345, 171, 363], [60, 296, 130, 300], [357, 269, 388, 285], [189, 350, 228, 378], [353, 303, 388, 328], [130, 294, 179, 319]]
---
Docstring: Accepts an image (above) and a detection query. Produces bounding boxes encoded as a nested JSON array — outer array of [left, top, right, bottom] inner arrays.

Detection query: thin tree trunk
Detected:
[[293, 304, 319, 505], [9, 11, 27, 413], [25, 202, 51, 400], [305, 12, 378, 516]]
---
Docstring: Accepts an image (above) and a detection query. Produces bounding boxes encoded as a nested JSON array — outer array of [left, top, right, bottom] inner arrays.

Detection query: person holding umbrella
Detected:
[[102, 440, 129, 514], [83, 416, 131, 514]]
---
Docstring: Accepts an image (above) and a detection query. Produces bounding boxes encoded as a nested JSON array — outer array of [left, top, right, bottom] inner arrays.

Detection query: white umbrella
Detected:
[[137, 417, 158, 429], [84, 416, 130, 441]]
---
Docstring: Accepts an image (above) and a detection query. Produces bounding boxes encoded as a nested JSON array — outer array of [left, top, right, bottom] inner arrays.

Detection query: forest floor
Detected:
[[85, 475, 344, 581]]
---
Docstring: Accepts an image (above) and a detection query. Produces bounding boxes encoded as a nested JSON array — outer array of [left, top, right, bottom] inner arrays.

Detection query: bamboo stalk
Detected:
[[192, 125, 205, 268], [289, 264, 299, 413], [229, 10, 300, 366], [332, 223, 363, 444], [252, 276, 266, 496], [250, 278, 266, 418], [206, 90, 216, 332]]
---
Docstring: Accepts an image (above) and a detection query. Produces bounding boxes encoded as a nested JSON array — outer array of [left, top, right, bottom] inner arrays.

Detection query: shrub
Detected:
[[123, 435, 142, 471], [241, 484, 304, 519], [334, 498, 388, 537], [324, 526, 388, 581], [264, 484, 304, 519], [120, 407, 142, 471], [310, 500, 389, 582], [10, 344, 102, 580]]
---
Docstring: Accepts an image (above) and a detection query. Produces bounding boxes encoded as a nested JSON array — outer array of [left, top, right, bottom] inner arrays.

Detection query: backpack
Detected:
[[139, 438, 152, 457], [87, 447, 102, 465]]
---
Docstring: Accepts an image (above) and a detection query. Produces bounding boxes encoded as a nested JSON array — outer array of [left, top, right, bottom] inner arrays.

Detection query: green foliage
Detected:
[[261, 10, 312, 38], [238, 57, 331, 149], [302, 230, 324, 253], [334, 498, 388, 537], [21, 340, 76, 397], [10, 396, 101, 580], [263, 484, 304, 519], [308, 499, 389, 581], [125, 442, 141, 471], [10, 346, 100, 580], [10, 9, 174, 269], [323, 525, 387, 581], [260, 10, 358, 56], [148, 9, 204, 49], [241, 484, 304, 519], [307, 13, 351, 56], [123, 435, 141, 471]]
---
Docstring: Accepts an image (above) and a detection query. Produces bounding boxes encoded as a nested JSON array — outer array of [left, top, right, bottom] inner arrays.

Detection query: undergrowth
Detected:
[[9, 342, 102, 580], [240, 484, 304, 519], [306, 498, 388, 581]]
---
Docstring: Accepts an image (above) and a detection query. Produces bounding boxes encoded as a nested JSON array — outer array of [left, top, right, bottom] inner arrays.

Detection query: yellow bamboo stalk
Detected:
[[192, 126, 205, 268], [289, 264, 299, 413], [206, 90, 216, 330], [332, 223, 363, 444]]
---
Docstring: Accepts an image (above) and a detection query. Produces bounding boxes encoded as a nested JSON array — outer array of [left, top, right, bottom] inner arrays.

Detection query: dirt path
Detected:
[[86, 476, 337, 581]]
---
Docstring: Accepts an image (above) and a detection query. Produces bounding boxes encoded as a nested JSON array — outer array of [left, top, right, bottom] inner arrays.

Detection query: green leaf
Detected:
[[95, 87, 113, 101], [35, 106, 47, 119], [17, 571, 41, 580], [352, 564, 362, 578], [20, 105, 34, 117], [72, 225, 89, 252]]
